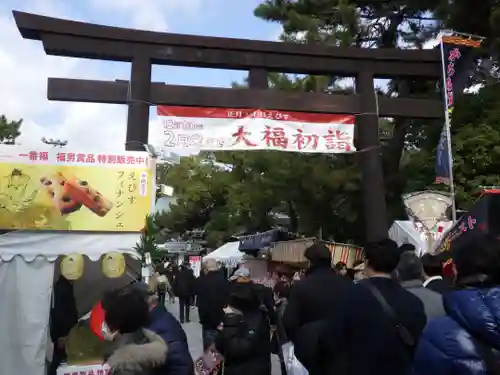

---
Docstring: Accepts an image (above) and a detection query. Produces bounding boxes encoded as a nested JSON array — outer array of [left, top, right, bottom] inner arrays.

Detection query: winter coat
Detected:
[[173, 268, 196, 299], [148, 305, 194, 375], [424, 276, 448, 294], [106, 329, 168, 375], [231, 280, 277, 325], [271, 298, 289, 353], [411, 286, 500, 375], [306, 277, 427, 375], [195, 270, 230, 329], [50, 276, 78, 342], [282, 263, 352, 342], [401, 279, 445, 320], [215, 309, 272, 375]]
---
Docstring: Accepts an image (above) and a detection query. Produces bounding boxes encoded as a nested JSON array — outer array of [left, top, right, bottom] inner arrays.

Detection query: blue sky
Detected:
[[4, 0, 280, 88], [0, 0, 282, 151]]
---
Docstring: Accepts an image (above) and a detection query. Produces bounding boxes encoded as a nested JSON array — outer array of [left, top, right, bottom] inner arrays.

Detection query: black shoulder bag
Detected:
[[364, 282, 416, 349]]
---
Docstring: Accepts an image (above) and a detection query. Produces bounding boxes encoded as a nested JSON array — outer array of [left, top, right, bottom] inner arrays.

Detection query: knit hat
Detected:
[[229, 267, 250, 281]]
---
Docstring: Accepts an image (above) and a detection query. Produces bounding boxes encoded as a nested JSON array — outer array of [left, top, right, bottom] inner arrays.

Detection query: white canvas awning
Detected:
[[203, 241, 243, 266], [0, 230, 140, 261]]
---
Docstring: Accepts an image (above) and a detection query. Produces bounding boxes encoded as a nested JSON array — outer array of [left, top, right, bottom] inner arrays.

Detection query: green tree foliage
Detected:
[[403, 84, 500, 209], [154, 156, 236, 246], [0, 115, 22, 144], [156, 75, 365, 245], [134, 214, 163, 264], [156, 1, 500, 245], [254, 0, 443, 219]]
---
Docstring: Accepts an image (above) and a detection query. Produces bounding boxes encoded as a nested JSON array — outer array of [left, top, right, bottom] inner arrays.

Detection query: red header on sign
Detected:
[[157, 106, 354, 124]]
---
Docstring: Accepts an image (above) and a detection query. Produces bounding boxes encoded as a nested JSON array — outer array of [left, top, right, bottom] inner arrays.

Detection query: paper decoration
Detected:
[[57, 363, 110, 375], [101, 252, 126, 278], [60, 253, 84, 280]]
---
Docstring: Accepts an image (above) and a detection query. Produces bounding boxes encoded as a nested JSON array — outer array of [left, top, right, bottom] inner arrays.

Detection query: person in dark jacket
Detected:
[[215, 282, 272, 375], [229, 267, 277, 325], [219, 263, 228, 279], [165, 264, 176, 303], [282, 242, 352, 375], [103, 288, 169, 375], [48, 275, 78, 375], [411, 234, 500, 375], [165, 264, 175, 284], [396, 251, 445, 320], [282, 242, 352, 343], [173, 263, 196, 323], [196, 259, 230, 350], [421, 253, 447, 294], [273, 280, 291, 375], [321, 239, 427, 375], [105, 283, 194, 375]]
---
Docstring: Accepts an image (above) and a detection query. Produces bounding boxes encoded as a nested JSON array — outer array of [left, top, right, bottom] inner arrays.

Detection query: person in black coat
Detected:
[[219, 263, 228, 279], [272, 281, 291, 375], [229, 267, 277, 326], [421, 253, 448, 294], [48, 275, 78, 375], [195, 259, 230, 350], [282, 242, 352, 375], [282, 242, 352, 343], [321, 239, 427, 375], [215, 282, 272, 375], [173, 263, 196, 323]]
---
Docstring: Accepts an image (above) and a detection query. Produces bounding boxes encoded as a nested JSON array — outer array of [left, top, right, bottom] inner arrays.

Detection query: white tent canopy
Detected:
[[389, 220, 452, 256], [203, 241, 243, 266], [0, 231, 140, 261], [389, 220, 426, 251], [0, 231, 141, 375]]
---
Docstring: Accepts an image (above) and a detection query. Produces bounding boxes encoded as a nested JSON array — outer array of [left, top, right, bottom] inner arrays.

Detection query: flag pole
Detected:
[[439, 33, 458, 223]]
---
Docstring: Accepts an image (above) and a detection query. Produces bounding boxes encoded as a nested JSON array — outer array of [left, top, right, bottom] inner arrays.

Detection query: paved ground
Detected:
[[165, 299, 281, 375]]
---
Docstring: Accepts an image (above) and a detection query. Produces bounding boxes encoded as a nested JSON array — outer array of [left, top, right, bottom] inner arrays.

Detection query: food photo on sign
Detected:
[[0, 148, 153, 232], [152, 106, 356, 154]]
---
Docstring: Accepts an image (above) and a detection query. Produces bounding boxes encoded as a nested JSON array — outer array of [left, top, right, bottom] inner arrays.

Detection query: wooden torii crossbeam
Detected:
[[12, 10, 444, 241]]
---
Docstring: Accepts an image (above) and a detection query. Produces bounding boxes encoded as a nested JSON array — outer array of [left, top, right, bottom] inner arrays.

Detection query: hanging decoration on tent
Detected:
[[60, 253, 84, 280], [403, 190, 453, 253], [101, 252, 126, 278]]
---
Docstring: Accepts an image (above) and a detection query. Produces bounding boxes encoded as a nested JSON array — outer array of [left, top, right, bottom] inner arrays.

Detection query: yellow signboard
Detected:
[[0, 148, 153, 232]]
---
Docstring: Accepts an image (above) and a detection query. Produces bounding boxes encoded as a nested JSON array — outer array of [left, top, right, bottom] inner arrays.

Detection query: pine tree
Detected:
[[134, 214, 163, 266], [0, 115, 22, 144]]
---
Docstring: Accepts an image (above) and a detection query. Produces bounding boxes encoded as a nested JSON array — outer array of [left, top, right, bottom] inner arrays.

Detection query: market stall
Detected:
[[237, 229, 296, 284], [271, 238, 363, 268], [0, 147, 155, 375], [0, 231, 141, 375], [203, 241, 243, 267]]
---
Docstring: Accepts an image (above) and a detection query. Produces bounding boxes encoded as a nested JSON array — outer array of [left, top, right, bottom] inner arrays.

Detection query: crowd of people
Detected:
[[97, 233, 500, 375]]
